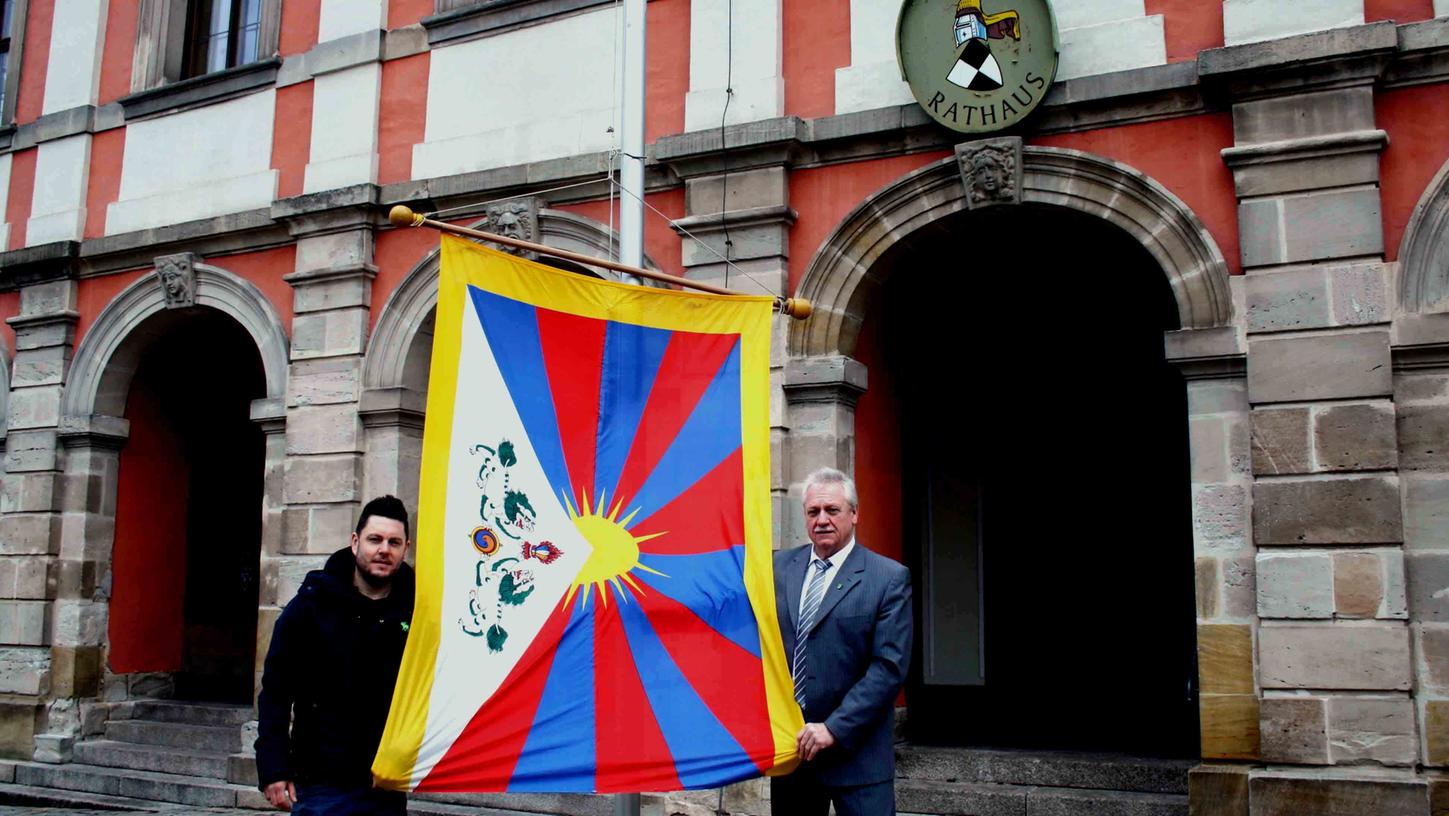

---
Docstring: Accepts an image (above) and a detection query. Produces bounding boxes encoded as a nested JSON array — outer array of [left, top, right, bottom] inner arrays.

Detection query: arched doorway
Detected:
[[62, 261, 289, 705], [787, 143, 1239, 763], [108, 308, 266, 702], [867, 203, 1197, 756]]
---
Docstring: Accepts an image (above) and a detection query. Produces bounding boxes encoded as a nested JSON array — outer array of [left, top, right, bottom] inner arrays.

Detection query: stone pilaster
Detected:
[[358, 386, 425, 522], [0, 243, 79, 759], [1166, 326, 1259, 764], [250, 396, 286, 702], [780, 356, 867, 548], [668, 154, 799, 552], [272, 185, 379, 606], [1391, 314, 1449, 775], [1202, 22, 1421, 795]]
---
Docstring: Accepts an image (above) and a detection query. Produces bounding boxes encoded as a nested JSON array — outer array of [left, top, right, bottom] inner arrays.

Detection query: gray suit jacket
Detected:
[[775, 542, 912, 786]]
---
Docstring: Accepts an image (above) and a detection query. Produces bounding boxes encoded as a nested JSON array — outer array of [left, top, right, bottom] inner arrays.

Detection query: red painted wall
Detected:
[[109, 381, 189, 674], [84, 129, 126, 239], [14, 0, 53, 125], [647, 0, 689, 141], [209, 246, 298, 330], [783, 0, 850, 120], [1365, 0, 1435, 22], [1145, 0, 1225, 63], [75, 270, 145, 346], [73, 248, 294, 347], [851, 312, 902, 565], [557, 188, 685, 275], [1378, 84, 1449, 261], [6, 148, 37, 250], [1032, 113, 1241, 274], [272, 82, 315, 200], [388, 0, 432, 29], [788, 152, 953, 294], [377, 54, 428, 186], [278, 0, 321, 57], [0, 291, 18, 354], [98, 0, 138, 104]]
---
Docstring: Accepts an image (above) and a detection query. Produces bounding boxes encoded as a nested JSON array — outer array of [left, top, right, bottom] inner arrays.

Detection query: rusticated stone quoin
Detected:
[[1253, 476, 1402, 545]]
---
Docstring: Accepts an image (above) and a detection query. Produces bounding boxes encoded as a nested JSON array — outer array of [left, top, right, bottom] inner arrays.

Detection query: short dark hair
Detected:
[[356, 495, 410, 541]]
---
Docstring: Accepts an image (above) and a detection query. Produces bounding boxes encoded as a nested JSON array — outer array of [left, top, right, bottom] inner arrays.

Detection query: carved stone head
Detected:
[[956, 137, 1022, 208], [482, 199, 540, 258], [154, 253, 199, 309]]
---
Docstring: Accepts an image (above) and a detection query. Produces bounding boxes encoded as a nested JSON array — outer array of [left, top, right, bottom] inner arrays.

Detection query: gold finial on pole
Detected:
[[389, 205, 425, 228]]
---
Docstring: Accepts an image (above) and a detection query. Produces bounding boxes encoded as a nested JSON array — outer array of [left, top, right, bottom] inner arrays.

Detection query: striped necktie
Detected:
[[793, 558, 831, 708]]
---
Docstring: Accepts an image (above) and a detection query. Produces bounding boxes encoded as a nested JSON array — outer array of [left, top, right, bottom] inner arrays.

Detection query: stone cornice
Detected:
[[783, 356, 868, 406], [0, 242, 80, 291], [1221, 129, 1389, 168], [1198, 21, 1398, 99], [670, 205, 799, 236], [1163, 326, 1249, 381], [272, 185, 383, 237], [57, 414, 131, 449], [422, 0, 613, 47], [359, 387, 427, 430]]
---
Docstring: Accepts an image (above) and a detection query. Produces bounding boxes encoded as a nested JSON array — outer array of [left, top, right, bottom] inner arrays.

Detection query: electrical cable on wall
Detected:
[[719, 0, 735, 289]]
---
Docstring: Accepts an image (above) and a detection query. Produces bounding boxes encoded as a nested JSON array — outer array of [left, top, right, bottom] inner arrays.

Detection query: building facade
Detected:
[[1, 0, 1449, 813]]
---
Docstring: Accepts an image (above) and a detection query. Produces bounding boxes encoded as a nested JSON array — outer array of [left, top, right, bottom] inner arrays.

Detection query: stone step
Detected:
[[9, 759, 270, 809], [897, 746, 1193, 794], [413, 790, 612, 815], [105, 718, 242, 753], [898, 779, 1188, 816], [0, 780, 175, 811], [128, 698, 255, 727], [73, 739, 232, 779], [409, 799, 574, 816]]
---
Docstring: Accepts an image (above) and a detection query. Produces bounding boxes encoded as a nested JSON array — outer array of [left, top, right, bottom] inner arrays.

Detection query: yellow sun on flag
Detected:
[[563, 490, 667, 609]]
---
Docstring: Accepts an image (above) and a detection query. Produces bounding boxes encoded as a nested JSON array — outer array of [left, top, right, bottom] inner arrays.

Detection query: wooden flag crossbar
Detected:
[[387, 205, 812, 320]]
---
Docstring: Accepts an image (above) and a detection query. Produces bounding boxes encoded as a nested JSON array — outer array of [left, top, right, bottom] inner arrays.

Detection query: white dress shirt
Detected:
[[797, 539, 856, 623]]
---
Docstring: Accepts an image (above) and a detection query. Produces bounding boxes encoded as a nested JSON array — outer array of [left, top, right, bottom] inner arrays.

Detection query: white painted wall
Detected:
[[318, 0, 385, 42], [42, 0, 108, 113], [107, 92, 278, 235], [28, 135, 90, 244], [1438, 0, 1449, 18], [0, 154, 13, 250], [413, 8, 619, 179], [835, 0, 912, 115], [305, 64, 380, 193], [685, 0, 783, 131], [1224, 0, 1364, 46], [1056, 8, 1166, 81]]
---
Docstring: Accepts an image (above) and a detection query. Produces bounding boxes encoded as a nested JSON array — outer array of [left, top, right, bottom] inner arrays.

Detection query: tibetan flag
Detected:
[[372, 234, 803, 793]]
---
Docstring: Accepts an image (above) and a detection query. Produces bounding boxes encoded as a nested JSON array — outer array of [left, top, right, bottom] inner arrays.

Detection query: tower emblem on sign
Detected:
[[946, 0, 1021, 91]]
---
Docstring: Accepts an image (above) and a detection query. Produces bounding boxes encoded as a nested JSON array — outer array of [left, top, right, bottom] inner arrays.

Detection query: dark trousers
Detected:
[[771, 771, 895, 816], [293, 784, 406, 816]]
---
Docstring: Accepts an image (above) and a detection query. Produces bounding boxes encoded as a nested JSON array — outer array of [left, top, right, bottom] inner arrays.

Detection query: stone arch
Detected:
[[61, 262, 289, 420], [364, 208, 661, 392], [1398, 157, 1449, 313], [789, 145, 1234, 359]]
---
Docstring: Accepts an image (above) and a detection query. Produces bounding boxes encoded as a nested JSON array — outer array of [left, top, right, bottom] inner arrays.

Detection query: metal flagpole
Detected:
[[616, 0, 646, 813]]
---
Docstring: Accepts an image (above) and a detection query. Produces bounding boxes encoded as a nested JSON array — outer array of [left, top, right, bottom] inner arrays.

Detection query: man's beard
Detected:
[[355, 555, 395, 589]]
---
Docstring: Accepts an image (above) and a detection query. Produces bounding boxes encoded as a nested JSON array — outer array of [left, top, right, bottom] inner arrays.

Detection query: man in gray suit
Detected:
[[772, 467, 913, 815]]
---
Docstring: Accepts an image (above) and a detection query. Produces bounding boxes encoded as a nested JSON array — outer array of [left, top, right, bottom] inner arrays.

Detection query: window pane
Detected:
[[206, 30, 229, 73], [1, 0, 12, 40]]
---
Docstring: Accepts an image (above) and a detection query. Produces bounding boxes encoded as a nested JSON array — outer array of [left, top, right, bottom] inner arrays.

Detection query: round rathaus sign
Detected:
[[896, 0, 1059, 134]]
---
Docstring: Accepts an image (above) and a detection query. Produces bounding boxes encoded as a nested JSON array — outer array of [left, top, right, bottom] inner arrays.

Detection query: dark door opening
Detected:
[[886, 205, 1199, 758], [111, 309, 265, 704]]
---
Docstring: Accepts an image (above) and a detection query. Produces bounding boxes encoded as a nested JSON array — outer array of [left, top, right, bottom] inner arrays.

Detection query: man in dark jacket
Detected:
[[773, 467, 912, 816], [255, 496, 415, 815]]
